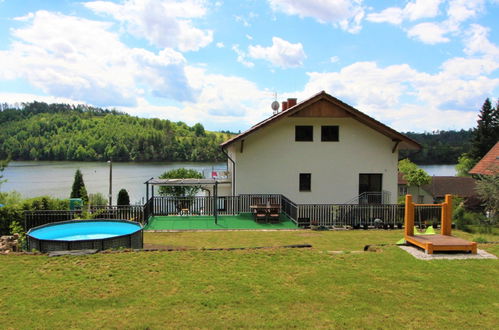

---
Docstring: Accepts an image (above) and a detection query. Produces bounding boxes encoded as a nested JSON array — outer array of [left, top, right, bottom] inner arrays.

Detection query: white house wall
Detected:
[[228, 117, 399, 204]]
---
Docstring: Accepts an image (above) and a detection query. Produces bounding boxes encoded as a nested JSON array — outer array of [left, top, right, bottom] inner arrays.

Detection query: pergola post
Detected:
[[214, 181, 218, 224], [151, 186, 155, 216]]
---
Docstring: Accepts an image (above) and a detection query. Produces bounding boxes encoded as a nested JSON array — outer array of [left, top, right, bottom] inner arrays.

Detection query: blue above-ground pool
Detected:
[[27, 219, 143, 252]]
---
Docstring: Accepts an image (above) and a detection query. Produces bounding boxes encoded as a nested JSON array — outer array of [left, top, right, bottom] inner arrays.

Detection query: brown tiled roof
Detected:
[[220, 91, 421, 150], [469, 142, 499, 175], [421, 176, 477, 198]]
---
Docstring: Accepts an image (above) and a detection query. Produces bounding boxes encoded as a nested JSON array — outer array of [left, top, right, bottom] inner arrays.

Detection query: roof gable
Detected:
[[221, 91, 421, 150]]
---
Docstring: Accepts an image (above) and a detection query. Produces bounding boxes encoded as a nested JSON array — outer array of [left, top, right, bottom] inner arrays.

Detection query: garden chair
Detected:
[[268, 207, 280, 223], [255, 207, 268, 223]]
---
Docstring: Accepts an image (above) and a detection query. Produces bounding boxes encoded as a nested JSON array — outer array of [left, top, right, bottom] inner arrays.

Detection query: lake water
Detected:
[[1, 161, 226, 204], [1, 161, 456, 203], [420, 164, 457, 176]]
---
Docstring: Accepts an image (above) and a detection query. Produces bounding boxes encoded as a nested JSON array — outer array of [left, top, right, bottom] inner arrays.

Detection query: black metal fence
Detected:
[[24, 205, 145, 231], [23, 194, 443, 230], [24, 210, 79, 231]]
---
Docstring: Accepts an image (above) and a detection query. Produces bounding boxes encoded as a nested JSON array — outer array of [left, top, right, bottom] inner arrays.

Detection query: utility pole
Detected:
[[108, 159, 112, 207]]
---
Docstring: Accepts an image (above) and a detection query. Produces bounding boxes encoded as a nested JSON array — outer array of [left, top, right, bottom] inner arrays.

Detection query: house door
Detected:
[[359, 174, 382, 203]]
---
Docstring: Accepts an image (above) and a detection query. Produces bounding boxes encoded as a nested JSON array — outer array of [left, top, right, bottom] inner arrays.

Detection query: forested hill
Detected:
[[400, 130, 473, 164], [0, 102, 233, 162]]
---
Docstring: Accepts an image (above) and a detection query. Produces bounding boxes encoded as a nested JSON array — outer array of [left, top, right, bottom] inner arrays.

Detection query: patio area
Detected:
[[144, 213, 298, 230]]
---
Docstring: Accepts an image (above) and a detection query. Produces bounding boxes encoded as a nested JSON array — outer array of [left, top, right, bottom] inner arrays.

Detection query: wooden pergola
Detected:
[[144, 178, 231, 224]]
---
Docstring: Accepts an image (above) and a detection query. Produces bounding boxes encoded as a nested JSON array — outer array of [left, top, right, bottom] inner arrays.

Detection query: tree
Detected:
[[88, 192, 107, 207], [475, 173, 499, 221], [398, 158, 432, 199], [0, 159, 8, 189], [455, 154, 475, 177], [470, 98, 499, 161], [117, 189, 130, 206], [70, 169, 88, 203], [158, 168, 203, 198]]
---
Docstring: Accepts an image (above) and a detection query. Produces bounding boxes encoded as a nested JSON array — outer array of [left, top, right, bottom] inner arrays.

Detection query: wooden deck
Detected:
[[405, 234, 477, 254]]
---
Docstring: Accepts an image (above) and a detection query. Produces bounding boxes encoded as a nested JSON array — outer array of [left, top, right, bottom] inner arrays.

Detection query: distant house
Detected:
[[398, 174, 478, 204], [220, 91, 421, 204], [469, 141, 499, 176]]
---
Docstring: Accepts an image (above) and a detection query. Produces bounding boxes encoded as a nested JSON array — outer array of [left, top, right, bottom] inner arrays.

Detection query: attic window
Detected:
[[295, 126, 313, 141], [321, 126, 339, 141]]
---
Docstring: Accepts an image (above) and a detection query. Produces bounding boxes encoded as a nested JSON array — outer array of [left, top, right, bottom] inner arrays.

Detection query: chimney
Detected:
[[287, 98, 297, 108], [282, 101, 288, 111]]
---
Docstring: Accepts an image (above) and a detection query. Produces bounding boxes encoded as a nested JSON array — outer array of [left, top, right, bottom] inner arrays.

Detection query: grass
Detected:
[[1, 230, 498, 329], [144, 213, 297, 230]]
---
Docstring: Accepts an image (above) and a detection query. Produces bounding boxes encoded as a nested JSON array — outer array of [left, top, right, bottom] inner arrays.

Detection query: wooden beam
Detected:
[[392, 140, 401, 153], [404, 194, 414, 238]]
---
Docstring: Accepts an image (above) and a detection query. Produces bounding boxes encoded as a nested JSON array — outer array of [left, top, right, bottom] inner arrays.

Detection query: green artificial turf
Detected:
[[1, 230, 498, 329], [144, 213, 298, 230]]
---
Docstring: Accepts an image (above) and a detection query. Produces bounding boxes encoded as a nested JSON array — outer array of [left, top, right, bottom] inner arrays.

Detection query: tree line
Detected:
[[399, 129, 473, 164], [0, 102, 232, 162]]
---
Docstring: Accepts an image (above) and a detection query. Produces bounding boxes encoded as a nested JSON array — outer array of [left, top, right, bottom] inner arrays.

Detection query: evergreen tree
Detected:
[[70, 169, 88, 203], [117, 189, 130, 206], [470, 98, 499, 160]]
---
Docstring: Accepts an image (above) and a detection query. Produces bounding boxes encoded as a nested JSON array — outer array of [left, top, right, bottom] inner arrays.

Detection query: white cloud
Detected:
[[366, 7, 403, 25], [84, 0, 213, 52], [404, 0, 443, 21], [248, 37, 306, 68], [216, 42, 225, 48], [269, 0, 365, 33], [368, 0, 487, 45], [463, 24, 499, 58], [329, 56, 340, 63], [0, 10, 196, 106], [407, 22, 450, 44], [301, 58, 498, 131], [231, 44, 254, 68], [367, 0, 443, 25]]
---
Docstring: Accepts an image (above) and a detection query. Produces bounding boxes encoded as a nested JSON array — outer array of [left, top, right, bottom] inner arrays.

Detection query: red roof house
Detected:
[[469, 142, 499, 176]]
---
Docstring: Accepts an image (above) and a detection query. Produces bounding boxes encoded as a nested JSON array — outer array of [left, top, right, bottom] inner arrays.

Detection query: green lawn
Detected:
[[144, 213, 298, 230], [1, 230, 498, 329]]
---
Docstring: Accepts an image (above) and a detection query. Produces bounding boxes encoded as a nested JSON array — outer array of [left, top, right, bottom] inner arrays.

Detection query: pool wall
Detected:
[[27, 219, 143, 252]]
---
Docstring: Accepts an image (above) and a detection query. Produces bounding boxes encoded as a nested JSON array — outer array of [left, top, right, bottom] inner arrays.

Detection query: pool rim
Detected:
[[27, 219, 143, 243]]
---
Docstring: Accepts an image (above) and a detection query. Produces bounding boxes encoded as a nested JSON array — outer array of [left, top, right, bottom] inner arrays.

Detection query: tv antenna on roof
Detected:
[[270, 91, 279, 114]]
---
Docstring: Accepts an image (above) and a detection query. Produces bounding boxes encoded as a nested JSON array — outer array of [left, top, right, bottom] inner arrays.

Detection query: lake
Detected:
[[1, 161, 456, 203], [1, 161, 226, 204]]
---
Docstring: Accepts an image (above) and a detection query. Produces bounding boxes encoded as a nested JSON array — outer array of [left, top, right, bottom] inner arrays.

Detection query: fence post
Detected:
[[441, 194, 452, 236], [404, 195, 414, 237]]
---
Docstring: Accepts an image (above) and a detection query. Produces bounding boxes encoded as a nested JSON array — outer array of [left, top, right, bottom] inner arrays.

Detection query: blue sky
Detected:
[[0, 0, 497, 132]]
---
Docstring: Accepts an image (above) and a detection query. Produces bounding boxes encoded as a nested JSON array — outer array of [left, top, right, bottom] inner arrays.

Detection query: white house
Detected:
[[220, 91, 421, 204]]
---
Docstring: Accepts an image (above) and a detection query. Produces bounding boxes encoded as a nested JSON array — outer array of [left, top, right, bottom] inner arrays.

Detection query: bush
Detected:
[[0, 205, 23, 235]]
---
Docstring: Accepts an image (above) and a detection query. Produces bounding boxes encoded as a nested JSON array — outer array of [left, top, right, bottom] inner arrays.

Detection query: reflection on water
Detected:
[[2, 161, 226, 203]]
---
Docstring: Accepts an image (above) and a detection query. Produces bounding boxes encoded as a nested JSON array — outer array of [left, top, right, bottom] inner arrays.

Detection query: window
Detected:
[[321, 125, 339, 141], [398, 185, 408, 196], [295, 126, 313, 141], [299, 173, 311, 191]]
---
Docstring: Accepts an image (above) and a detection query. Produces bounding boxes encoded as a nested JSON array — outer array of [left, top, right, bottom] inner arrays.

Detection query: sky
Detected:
[[0, 0, 498, 133]]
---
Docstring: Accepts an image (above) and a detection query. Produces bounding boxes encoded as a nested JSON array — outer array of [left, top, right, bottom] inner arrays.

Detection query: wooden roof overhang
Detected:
[[220, 91, 421, 151]]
